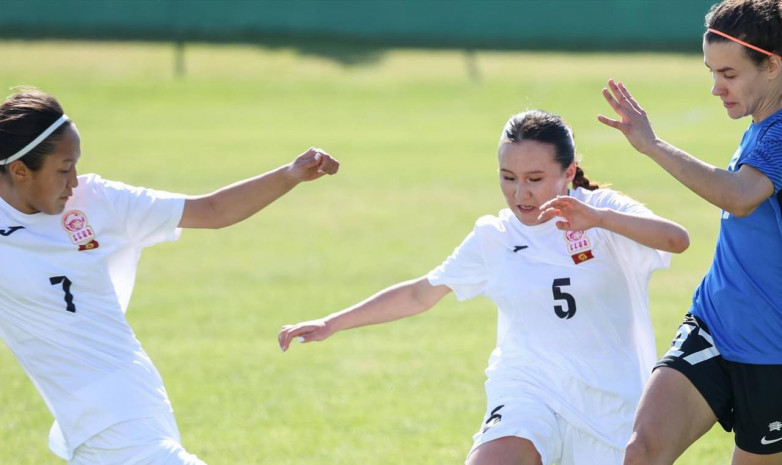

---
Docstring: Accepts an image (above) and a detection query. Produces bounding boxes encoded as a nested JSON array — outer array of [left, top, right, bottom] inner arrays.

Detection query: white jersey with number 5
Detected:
[[0, 173, 185, 459], [427, 187, 670, 449]]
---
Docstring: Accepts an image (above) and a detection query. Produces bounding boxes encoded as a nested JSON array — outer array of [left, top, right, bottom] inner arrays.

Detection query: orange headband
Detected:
[[708, 28, 781, 58]]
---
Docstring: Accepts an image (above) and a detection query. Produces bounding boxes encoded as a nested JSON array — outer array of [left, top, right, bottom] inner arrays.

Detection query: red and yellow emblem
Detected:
[[571, 250, 594, 264], [564, 230, 594, 264], [62, 210, 99, 251]]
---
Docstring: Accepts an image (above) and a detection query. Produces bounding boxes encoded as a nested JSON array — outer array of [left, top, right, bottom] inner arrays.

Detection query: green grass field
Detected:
[[0, 40, 743, 464]]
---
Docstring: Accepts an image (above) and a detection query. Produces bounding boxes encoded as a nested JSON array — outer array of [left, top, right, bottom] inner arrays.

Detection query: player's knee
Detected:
[[623, 436, 647, 465], [623, 430, 666, 465]]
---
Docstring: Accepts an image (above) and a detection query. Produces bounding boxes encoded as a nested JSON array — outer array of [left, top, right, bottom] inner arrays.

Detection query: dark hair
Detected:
[[705, 0, 782, 66], [500, 110, 600, 191], [0, 87, 71, 173]]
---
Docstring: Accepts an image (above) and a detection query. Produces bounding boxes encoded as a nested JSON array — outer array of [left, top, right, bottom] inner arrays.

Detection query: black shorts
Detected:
[[656, 313, 782, 454]]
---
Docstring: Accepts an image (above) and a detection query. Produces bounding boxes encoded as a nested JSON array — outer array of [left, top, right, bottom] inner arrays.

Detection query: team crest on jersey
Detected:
[[62, 210, 100, 251], [564, 230, 594, 264]]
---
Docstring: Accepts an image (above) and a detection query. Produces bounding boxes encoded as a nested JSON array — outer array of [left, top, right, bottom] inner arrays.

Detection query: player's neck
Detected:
[[0, 176, 29, 214]]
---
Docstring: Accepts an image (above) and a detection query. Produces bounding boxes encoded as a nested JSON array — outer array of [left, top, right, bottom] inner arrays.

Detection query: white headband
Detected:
[[0, 114, 70, 166]]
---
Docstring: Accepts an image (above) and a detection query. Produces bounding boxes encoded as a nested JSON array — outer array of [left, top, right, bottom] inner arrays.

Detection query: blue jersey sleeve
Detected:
[[740, 120, 782, 194]]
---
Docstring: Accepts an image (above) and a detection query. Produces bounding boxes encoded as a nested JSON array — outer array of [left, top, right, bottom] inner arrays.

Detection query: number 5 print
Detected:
[[552, 278, 576, 319]]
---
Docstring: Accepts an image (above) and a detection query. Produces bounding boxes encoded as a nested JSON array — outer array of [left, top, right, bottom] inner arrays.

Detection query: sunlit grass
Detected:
[[0, 40, 737, 464]]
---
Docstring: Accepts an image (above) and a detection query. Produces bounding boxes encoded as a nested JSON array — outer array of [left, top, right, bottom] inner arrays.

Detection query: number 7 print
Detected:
[[50, 276, 76, 313]]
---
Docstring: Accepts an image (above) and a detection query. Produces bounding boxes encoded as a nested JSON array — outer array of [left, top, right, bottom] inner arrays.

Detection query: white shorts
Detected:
[[466, 389, 623, 465], [69, 414, 207, 465]]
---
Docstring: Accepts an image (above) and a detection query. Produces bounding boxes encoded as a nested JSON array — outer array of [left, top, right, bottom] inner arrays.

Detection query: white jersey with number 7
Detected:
[[0, 173, 185, 459]]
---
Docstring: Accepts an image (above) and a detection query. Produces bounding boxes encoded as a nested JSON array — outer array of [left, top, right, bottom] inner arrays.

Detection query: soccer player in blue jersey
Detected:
[[599, 1, 782, 464]]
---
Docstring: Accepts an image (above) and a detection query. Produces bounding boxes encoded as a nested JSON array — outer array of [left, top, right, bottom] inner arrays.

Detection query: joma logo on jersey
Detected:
[[0, 226, 24, 236]]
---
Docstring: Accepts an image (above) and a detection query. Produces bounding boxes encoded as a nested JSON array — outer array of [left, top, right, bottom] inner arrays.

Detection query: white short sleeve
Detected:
[[89, 175, 186, 247], [427, 229, 488, 301], [586, 189, 670, 274]]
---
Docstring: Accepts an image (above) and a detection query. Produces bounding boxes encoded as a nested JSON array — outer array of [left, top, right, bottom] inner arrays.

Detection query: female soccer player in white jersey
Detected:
[[600, 1, 782, 464], [279, 109, 689, 465], [0, 88, 339, 465]]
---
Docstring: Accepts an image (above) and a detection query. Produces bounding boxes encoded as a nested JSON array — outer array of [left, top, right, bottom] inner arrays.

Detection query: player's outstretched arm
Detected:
[[278, 276, 451, 352], [539, 195, 689, 253], [179, 147, 339, 229], [598, 79, 773, 216]]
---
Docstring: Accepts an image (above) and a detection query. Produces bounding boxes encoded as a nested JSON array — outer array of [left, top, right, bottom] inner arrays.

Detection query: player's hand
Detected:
[[278, 318, 334, 352], [538, 195, 603, 231], [598, 79, 658, 155], [287, 147, 340, 182]]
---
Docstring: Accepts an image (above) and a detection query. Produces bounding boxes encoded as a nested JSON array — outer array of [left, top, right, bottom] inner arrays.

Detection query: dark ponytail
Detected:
[[573, 166, 600, 191]]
